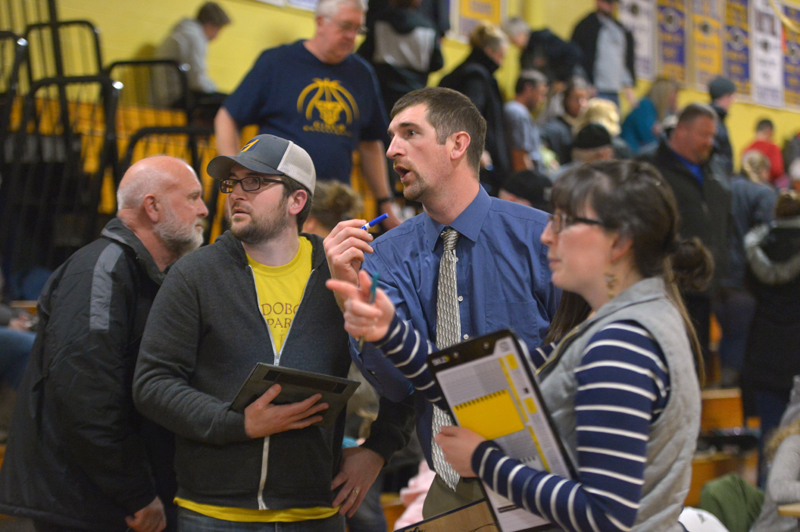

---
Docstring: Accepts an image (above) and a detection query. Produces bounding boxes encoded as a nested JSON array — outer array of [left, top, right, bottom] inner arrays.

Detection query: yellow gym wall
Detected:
[[58, 0, 800, 170]]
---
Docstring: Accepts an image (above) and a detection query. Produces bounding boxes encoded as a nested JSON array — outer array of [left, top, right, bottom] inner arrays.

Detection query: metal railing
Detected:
[[1, 75, 120, 273]]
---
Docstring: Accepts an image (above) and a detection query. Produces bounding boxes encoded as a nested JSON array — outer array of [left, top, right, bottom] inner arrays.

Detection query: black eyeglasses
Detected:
[[329, 18, 367, 35], [547, 213, 605, 234], [219, 176, 284, 194]]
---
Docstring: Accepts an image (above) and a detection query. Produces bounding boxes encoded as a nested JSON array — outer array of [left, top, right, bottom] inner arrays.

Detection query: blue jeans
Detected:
[[177, 508, 345, 532], [755, 388, 790, 487], [345, 471, 386, 532], [712, 289, 756, 372], [0, 326, 35, 389]]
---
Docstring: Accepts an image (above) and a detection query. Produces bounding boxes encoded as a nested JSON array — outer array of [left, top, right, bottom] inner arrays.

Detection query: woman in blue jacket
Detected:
[[621, 78, 679, 153]]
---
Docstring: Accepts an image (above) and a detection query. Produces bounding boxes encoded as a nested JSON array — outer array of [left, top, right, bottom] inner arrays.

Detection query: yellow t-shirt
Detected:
[[174, 498, 338, 523], [175, 237, 337, 522], [248, 237, 312, 353]]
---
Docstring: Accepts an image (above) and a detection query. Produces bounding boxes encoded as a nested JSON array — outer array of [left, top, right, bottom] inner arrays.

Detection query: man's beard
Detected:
[[155, 209, 204, 257], [228, 197, 291, 245]]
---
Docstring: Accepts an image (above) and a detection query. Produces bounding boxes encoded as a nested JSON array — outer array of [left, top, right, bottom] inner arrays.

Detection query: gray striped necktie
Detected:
[[431, 228, 461, 491]]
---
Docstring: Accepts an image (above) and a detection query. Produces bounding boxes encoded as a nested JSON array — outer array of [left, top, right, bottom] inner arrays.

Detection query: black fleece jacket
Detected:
[[439, 48, 510, 191], [638, 140, 732, 290], [0, 218, 175, 531]]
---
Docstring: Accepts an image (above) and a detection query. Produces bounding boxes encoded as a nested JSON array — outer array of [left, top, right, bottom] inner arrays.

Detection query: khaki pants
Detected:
[[422, 474, 485, 519]]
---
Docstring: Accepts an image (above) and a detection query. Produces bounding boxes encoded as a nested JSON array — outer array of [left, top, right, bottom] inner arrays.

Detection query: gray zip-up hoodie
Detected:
[[134, 231, 398, 511]]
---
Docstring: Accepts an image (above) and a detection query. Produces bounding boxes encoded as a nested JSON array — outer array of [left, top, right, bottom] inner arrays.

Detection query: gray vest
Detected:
[[538, 277, 700, 531]]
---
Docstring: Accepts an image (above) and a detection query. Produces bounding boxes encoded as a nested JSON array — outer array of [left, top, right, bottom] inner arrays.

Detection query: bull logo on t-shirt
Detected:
[[297, 78, 359, 137]]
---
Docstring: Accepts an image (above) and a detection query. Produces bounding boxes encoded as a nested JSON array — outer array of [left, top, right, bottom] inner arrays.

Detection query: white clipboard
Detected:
[[427, 329, 575, 532]]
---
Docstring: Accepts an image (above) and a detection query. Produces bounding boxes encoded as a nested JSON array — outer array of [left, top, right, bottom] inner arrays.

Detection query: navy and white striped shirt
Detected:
[[375, 316, 669, 531]]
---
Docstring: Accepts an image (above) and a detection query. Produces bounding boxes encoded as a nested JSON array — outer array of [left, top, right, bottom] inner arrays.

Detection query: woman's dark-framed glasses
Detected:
[[547, 213, 605, 234], [219, 176, 284, 194]]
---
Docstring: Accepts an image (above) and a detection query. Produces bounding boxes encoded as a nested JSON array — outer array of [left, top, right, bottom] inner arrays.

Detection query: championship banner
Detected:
[[692, 0, 724, 89], [619, 0, 657, 81], [784, 3, 800, 108], [286, 0, 314, 9], [750, 0, 783, 107], [657, 0, 687, 82], [725, 0, 751, 96], [458, 0, 503, 38]]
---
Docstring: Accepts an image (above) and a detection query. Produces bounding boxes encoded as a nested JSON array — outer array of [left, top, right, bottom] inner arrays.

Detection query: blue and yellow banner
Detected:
[[784, 4, 800, 108], [657, 0, 687, 82], [692, 0, 723, 88], [619, 0, 657, 81], [724, 0, 751, 96], [750, 0, 783, 107], [458, 0, 503, 37]]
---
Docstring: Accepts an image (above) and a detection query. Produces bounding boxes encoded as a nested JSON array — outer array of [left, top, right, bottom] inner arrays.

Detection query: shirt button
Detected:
[[458, 296, 463, 302], [369, 370, 376, 375], [463, 334, 469, 340]]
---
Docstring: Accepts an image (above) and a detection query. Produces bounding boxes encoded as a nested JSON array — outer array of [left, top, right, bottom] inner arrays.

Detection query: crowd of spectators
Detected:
[[6, 0, 800, 531]]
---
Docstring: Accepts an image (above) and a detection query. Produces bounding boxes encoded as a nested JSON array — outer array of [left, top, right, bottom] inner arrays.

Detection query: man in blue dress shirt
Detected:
[[324, 87, 558, 518]]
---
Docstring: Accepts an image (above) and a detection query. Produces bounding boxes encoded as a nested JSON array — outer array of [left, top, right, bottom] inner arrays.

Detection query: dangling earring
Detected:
[[605, 272, 618, 300]]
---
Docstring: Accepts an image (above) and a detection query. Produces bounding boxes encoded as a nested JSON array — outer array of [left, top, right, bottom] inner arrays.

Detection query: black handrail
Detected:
[[0, 31, 27, 152], [1, 75, 120, 272], [105, 59, 191, 113], [24, 20, 103, 86]]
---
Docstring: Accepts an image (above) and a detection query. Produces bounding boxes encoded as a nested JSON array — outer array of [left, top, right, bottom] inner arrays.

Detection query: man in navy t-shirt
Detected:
[[215, 0, 400, 228]]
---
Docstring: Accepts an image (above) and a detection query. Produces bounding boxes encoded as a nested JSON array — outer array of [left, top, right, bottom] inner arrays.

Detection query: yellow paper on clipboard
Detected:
[[452, 389, 524, 441], [428, 329, 576, 532]]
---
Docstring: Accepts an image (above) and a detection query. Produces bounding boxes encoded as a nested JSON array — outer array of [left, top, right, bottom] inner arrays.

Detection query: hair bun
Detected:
[[670, 237, 714, 293]]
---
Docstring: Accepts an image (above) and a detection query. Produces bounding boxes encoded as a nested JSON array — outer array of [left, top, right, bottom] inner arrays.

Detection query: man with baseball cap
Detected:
[[134, 134, 412, 531]]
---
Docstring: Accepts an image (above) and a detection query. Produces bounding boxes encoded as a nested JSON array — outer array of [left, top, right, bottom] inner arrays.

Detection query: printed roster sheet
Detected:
[[429, 330, 574, 532]]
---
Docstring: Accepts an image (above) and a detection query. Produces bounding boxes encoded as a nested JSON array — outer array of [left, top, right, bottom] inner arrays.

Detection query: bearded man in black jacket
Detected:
[[0, 156, 209, 532], [638, 103, 732, 362]]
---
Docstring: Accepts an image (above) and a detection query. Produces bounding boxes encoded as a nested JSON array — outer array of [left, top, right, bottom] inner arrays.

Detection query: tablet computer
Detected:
[[231, 363, 361, 428]]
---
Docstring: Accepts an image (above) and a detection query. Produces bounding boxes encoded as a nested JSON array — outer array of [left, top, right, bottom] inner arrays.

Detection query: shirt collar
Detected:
[[674, 151, 700, 171], [423, 186, 491, 251]]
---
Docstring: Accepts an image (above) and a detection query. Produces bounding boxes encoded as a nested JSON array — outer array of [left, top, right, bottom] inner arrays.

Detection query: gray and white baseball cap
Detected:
[[207, 134, 316, 195]]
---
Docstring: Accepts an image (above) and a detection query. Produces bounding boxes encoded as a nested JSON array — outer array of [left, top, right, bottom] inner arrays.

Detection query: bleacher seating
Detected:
[[1, 75, 120, 273], [0, 0, 384, 279], [105, 59, 190, 113], [24, 20, 102, 84], [687, 388, 759, 506]]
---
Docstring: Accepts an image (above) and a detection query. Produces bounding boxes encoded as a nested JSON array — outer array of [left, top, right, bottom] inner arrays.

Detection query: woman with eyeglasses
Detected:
[[327, 159, 709, 531]]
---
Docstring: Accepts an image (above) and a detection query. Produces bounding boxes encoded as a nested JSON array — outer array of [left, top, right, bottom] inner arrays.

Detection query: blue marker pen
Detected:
[[361, 213, 388, 231]]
